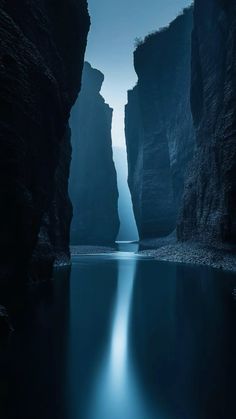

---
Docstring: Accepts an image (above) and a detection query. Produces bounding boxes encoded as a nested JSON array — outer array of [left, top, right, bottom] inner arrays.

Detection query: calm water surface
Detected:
[[1, 243, 236, 419]]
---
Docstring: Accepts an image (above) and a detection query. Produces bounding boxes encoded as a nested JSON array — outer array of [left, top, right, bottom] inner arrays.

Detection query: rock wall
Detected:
[[125, 7, 194, 240], [178, 0, 236, 245], [69, 62, 120, 245], [0, 0, 90, 281]]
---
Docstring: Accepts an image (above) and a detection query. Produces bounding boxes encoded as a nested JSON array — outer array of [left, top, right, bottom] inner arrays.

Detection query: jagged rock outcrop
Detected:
[[178, 0, 236, 245], [125, 7, 194, 240], [69, 62, 120, 245], [0, 1, 90, 281]]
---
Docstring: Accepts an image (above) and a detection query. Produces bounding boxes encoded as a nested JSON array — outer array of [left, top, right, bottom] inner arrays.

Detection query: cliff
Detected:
[[178, 0, 236, 245], [69, 62, 120, 245], [0, 1, 90, 281], [125, 7, 194, 240]]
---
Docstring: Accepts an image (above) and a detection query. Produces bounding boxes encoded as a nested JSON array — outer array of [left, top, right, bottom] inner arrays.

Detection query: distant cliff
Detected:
[[0, 1, 90, 281], [70, 62, 120, 245], [125, 7, 194, 240], [178, 0, 236, 245]]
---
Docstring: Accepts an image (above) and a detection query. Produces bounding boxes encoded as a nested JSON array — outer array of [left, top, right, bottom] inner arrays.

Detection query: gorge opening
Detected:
[[69, 0, 192, 246], [1, 1, 236, 419]]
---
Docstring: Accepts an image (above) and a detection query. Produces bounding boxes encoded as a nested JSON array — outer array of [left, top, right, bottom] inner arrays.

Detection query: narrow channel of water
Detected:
[[88, 245, 153, 419], [1, 244, 236, 419]]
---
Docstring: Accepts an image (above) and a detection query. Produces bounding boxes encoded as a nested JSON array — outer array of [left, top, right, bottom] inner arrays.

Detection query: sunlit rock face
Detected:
[[178, 0, 236, 245], [125, 7, 194, 240], [69, 62, 120, 245], [0, 1, 90, 281]]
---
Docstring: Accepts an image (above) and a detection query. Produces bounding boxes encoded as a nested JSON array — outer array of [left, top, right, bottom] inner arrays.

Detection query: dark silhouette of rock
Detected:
[[178, 0, 236, 245], [125, 7, 194, 240], [32, 126, 73, 278], [0, 1, 90, 281], [69, 62, 120, 245], [0, 305, 13, 338]]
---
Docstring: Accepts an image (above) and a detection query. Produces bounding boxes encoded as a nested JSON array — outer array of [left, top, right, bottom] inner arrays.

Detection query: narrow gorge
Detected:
[[0, 0, 236, 418]]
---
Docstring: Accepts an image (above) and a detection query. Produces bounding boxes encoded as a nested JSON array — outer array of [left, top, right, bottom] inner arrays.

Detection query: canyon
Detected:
[[0, 1, 236, 417], [0, 0, 236, 281], [1, 0, 235, 281], [0, 0, 235, 284]]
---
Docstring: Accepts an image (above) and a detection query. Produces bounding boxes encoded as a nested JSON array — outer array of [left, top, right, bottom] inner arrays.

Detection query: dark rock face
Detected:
[[0, 1, 90, 280], [178, 0, 236, 245], [0, 305, 13, 338], [125, 8, 194, 240], [32, 125, 73, 278], [69, 62, 120, 245]]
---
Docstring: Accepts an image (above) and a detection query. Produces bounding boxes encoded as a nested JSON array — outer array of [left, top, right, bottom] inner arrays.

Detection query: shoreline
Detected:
[[139, 239, 236, 273], [68, 241, 236, 273], [70, 245, 116, 256]]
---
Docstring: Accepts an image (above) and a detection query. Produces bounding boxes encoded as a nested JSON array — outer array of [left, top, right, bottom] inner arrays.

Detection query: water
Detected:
[[1, 244, 236, 419]]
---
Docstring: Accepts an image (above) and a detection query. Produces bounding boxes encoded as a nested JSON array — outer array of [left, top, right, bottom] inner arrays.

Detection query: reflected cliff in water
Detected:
[[1, 244, 236, 419]]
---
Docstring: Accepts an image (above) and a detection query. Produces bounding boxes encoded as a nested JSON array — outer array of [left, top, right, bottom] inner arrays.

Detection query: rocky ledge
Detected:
[[140, 241, 236, 273], [70, 245, 116, 255]]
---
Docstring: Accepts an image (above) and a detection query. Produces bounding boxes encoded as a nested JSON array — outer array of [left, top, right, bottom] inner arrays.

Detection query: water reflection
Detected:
[[110, 261, 135, 384], [0, 267, 71, 419], [88, 251, 153, 419], [1, 249, 236, 419], [130, 263, 236, 419]]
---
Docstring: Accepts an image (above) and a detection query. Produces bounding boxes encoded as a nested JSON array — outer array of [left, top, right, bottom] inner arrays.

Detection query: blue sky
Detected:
[[86, 0, 192, 147]]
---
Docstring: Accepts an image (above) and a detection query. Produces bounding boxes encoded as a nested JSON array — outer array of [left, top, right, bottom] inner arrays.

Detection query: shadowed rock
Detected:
[[0, 1, 90, 281], [69, 62, 120, 246], [178, 0, 236, 245], [125, 7, 194, 240], [0, 305, 13, 338]]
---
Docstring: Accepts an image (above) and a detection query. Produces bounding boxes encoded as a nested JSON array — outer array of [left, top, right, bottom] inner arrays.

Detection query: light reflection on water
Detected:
[[88, 250, 154, 419], [1, 245, 236, 419], [110, 263, 135, 384]]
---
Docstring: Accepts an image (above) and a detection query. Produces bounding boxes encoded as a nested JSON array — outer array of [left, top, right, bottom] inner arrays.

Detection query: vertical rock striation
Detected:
[[0, 0, 90, 281], [69, 62, 120, 246], [125, 7, 194, 240], [178, 0, 236, 245]]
